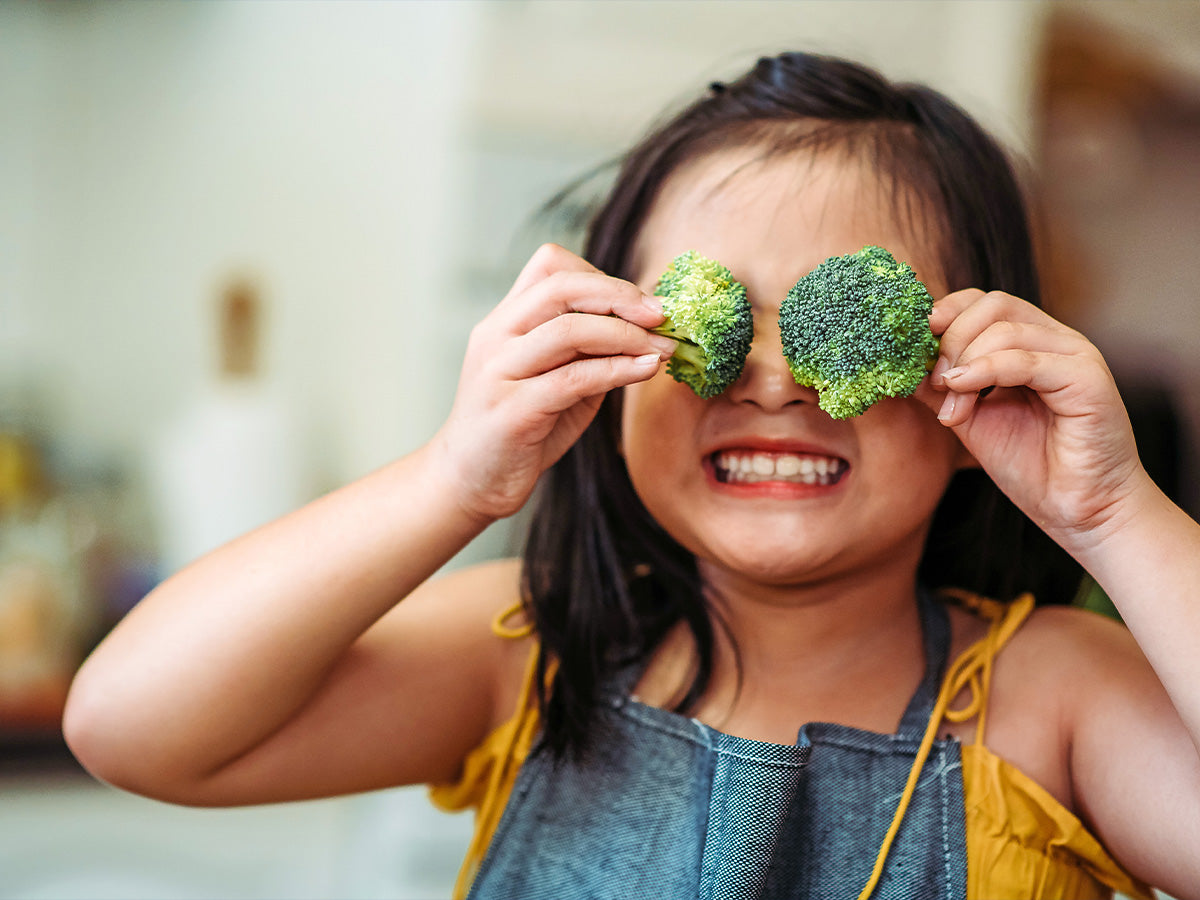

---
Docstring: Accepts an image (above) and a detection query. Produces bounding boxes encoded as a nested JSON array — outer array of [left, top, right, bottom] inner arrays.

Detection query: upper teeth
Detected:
[[714, 451, 844, 485]]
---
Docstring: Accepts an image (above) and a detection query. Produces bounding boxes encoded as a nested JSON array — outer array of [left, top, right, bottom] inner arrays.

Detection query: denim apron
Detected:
[[467, 592, 966, 899]]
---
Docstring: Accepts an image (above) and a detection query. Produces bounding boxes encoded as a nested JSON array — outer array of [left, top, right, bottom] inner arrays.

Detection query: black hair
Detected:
[[521, 52, 1082, 760]]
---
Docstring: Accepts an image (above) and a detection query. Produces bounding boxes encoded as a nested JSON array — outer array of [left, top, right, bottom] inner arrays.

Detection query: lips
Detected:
[[711, 449, 848, 486]]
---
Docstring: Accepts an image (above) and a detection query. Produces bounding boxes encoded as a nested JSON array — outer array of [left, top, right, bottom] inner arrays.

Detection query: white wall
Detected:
[[465, 0, 1045, 152], [2, 0, 478, 489], [1, 0, 1047, 498], [0, 4, 1068, 899]]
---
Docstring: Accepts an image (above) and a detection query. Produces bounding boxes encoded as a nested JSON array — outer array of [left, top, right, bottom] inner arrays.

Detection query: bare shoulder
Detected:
[[950, 600, 1153, 811], [1001, 604, 1147, 694], [946, 599, 1142, 700]]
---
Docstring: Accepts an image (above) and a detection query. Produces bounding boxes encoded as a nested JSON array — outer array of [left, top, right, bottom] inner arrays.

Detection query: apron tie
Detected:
[[854, 593, 1035, 900]]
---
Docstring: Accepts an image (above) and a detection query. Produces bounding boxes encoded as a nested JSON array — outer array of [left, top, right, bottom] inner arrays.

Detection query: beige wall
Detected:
[[0, 1, 1047, 497]]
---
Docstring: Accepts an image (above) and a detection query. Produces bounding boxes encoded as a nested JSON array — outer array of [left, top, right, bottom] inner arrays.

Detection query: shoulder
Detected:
[[949, 598, 1148, 811], [999, 603, 1145, 699], [943, 593, 1136, 682]]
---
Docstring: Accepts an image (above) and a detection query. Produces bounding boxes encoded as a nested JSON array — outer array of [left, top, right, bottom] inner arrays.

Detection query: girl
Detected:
[[64, 53, 1200, 899]]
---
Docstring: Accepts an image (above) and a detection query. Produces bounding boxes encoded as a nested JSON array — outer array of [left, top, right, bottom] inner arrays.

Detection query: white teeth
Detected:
[[713, 451, 845, 486], [775, 456, 801, 477]]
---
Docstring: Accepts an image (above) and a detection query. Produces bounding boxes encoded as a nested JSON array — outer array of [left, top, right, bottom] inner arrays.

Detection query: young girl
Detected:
[[64, 52, 1200, 899]]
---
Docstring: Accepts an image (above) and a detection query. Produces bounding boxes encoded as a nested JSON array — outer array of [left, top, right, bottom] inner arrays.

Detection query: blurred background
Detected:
[[1, 1, 1197, 897]]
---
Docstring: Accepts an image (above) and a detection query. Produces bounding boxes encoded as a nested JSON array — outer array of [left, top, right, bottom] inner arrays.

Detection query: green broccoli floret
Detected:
[[778, 245, 939, 419], [652, 251, 753, 399]]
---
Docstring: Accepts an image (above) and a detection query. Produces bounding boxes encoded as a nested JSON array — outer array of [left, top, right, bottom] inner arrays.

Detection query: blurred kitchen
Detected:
[[0, 1, 1197, 897]]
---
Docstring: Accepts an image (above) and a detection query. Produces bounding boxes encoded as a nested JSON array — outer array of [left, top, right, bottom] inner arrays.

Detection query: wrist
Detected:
[[1062, 466, 1174, 581], [422, 428, 517, 531]]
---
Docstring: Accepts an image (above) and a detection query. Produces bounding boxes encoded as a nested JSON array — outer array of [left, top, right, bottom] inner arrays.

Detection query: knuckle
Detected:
[[541, 268, 577, 296], [617, 278, 646, 305], [548, 311, 582, 341], [978, 290, 1013, 314], [532, 242, 571, 270], [555, 361, 596, 398], [953, 288, 987, 305], [987, 318, 1023, 343], [465, 322, 492, 353]]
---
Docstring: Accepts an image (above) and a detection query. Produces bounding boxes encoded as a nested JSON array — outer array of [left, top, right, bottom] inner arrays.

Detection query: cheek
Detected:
[[620, 377, 701, 502], [861, 404, 966, 501], [621, 375, 690, 453]]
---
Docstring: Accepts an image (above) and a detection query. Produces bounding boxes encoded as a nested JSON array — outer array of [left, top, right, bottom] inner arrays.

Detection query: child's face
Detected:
[[623, 146, 971, 591]]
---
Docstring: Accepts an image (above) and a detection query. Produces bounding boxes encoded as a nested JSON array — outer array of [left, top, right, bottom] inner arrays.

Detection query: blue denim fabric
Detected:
[[467, 591, 966, 899]]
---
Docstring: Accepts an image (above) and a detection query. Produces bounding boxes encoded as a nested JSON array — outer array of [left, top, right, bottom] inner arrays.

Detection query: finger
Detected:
[[506, 242, 599, 297], [526, 353, 665, 415], [936, 349, 1100, 427], [928, 288, 986, 336], [933, 290, 1074, 374], [941, 348, 1098, 395], [931, 319, 1087, 388], [935, 386, 982, 427], [492, 269, 665, 337], [496, 313, 676, 380], [911, 377, 948, 415], [931, 289, 1056, 339]]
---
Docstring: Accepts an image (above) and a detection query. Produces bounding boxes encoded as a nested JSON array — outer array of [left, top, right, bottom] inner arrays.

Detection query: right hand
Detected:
[[434, 243, 675, 524]]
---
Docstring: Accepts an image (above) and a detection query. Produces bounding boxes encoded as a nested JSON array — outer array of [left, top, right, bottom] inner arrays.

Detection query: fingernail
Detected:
[[649, 335, 677, 357], [930, 356, 949, 385], [634, 353, 662, 367], [938, 393, 957, 421], [643, 294, 664, 314], [941, 365, 968, 382]]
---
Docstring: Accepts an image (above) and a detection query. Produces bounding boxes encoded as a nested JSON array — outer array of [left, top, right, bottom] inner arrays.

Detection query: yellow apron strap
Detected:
[[454, 639, 544, 898], [855, 593, 1036, 900], [492, 600, 535, 639]]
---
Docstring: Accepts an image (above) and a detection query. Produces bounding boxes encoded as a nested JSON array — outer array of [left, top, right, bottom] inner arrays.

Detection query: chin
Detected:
[[698, 542, 837, 588]]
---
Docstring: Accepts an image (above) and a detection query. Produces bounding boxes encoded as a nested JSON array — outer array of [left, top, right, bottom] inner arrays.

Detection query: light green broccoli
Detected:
[[652, 251, 754, 399], [778, 245, 939, 419]]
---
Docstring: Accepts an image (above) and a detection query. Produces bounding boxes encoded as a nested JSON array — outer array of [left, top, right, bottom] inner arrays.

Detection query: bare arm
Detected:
[[63, 244, 672, 806], [926, 290, 1200, 893], [64, 447, 499, 805]]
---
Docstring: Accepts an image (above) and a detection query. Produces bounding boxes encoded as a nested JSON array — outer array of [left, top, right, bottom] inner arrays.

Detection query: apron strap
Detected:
[[855, 592, 1036, 900]]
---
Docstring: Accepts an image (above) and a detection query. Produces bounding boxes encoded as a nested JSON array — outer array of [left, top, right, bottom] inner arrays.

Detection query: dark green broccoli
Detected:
[[778, 245, 939, 419], [652, 251, 753, 399]]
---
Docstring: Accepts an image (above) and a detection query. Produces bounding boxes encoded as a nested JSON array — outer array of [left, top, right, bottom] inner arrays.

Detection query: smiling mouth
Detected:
[[712, 450, 848, 486]]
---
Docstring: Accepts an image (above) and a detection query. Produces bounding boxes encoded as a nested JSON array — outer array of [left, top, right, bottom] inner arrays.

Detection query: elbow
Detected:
[[62, 668, 131, 788], [62, 666, 167, 799], [62, 667, 233, 808]]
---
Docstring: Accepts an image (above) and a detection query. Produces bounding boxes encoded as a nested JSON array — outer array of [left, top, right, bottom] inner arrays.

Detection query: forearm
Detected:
[[64, 441, 490, 783], [1070, 472, 1200, 747]]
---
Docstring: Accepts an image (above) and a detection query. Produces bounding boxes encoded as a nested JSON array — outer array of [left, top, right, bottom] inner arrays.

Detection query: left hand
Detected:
[[918, 289, 1146, 553]]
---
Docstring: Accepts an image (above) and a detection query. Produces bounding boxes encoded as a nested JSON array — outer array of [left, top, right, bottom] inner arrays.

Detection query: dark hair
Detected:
[[522, 52, 1081, 760]]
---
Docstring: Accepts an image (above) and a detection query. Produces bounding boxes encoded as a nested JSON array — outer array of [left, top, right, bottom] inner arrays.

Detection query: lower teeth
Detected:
[[719, 470, 836, 486]]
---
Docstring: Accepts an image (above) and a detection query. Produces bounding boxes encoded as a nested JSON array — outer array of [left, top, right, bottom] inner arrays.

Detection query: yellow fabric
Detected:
[[936, 591, 1153, 900], [429, 594, 1153, 900], [428, 602, 545, 899]]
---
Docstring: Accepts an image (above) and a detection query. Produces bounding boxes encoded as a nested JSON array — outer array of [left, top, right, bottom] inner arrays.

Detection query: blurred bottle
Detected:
[[148, 276, 313, 579]]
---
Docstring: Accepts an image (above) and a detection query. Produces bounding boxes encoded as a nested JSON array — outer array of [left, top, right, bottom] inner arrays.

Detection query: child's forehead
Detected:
[[632, 147, 949, 298]]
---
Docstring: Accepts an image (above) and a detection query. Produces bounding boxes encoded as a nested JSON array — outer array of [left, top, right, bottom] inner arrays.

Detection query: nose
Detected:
[[724, 312, 817, 411]]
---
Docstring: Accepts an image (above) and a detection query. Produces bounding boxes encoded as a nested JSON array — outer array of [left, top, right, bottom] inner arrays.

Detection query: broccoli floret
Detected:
[[778, 245, 939, 419], [652, 251, 753, 399]]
